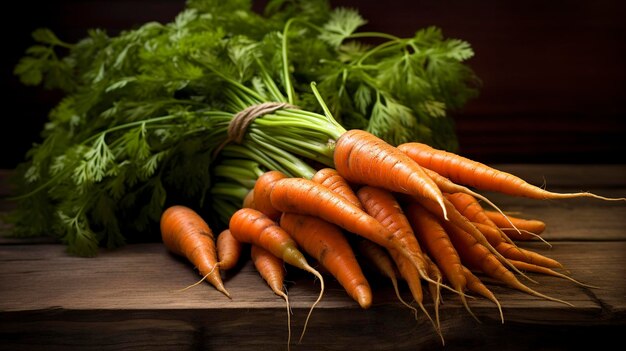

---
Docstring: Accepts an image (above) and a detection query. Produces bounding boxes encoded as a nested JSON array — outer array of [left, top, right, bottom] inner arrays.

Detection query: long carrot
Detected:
[[446, 192, 517, 246], [228, 207, 324, 340], [279, 213, 372, 309], [404, 202, 477, 321], [216, 229, 242, 271], [333, 129, 449, 219], [398, 142, 625, 201], [473, 222, 562, 269], [483, 210, 547, 241], [267, 177, 441, 288], [250, 244, 292, 350], [253, 170, 288, 220], [444, 221, 573, 306], [355, 239, 418, 318], [160, 205, 229, 297]]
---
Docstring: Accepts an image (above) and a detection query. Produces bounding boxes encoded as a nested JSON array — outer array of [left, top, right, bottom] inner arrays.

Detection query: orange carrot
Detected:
[[446, 192, 518, 246], [250, 244, 292, 350], [160, 205, 229, 297], [421, 167, 519, 235], [253, 170, 288, 220], [444, 221, 572, 306], [356, 186, 443, 337], [243, 188, 256, 209], [414, 195, 530, 280], [268, 177, 441, 288], [483, 210, 547, 240], [279, 213, 372, 309], [404, 202, 476, 321], [398, 142, 625, 201], [311, 167, 362, 208], [461, 266, 503, 323], [333, 129, 449, 219], [355, 239, 418, 318], [216, 229, 242, 271], [473, 222, 562, 269], [228, 208, 324, 342]]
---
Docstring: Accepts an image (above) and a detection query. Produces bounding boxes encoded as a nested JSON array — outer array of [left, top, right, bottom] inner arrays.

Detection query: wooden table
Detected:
[[1, 165, 625, 350]]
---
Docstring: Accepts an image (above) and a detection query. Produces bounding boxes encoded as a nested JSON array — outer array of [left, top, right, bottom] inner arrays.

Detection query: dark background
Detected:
[[2, 0, 625, 169]]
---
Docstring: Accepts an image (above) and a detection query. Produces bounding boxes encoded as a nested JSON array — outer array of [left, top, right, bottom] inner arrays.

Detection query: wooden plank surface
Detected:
[[1, 164, 625, 350]]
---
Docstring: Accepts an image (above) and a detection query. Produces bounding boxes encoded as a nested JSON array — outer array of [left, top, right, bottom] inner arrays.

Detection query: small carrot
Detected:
[[398, 142, 625, 202], [216, 229, 242, 271], [268, 177, 441, 289], [228, 208, 324, 342], [279, 213, 372, 309], [333, 129, 449, 220], [444, 221, 572, 306], [160, 205, 229, 297], [461, 266, 504, 323], [250, 244, 292, 350], [404, 202, 476, 322], [355, 239, 418, 319], [242, 188, 256, 209], [483, 210, 547, 240], [473, 222, 562, 269], [253, 170, 288, 220], [311, 167, 362, 208]]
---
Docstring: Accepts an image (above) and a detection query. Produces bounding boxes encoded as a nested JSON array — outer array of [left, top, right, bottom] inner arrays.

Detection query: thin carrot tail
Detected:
[[459, 289, 480, 324], [502, 227, 552, 247], [277, 290, 292, 351], [175, 266, 231, 298], [546, 191, 626, 202], [298, 263, 325, 344], [389, 276, 419, 320], [508, 259, 600, 289], [462, 267, 504, 324], [507, 275, 574, 307]]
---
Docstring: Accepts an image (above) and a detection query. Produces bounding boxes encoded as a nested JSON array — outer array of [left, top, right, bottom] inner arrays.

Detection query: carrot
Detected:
[[311, 168, 362, 208], [333, 129, 449, 219], [160, 205, 229, 297], [398, 142, 625, 201], [268, 177, 441, 289], [355, 239, 418, 319], [446, 192, 517, 246], [461, 266, 504, 323], [483, 210, 547, 241], [279, 213, 372, 309], [404, 202, 477, 322], [250, 244, 292, 350], [253, 170, 288, 220], [472, 222, 563, 269], [421, 167, 520, 236], [444, 221, 573, 306], [228, 208, 324, 342], [242, 188, 256, 209], [356, 187, 441, 304], [414, 195, 531, 280], [216, 229, 242, 271]]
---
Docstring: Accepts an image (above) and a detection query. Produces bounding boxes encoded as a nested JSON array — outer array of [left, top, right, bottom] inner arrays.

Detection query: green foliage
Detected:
[[10, 0, 478, 256]]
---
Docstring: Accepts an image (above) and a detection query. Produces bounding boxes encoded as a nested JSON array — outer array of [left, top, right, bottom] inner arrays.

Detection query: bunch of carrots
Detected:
[[161, 129, 622, 346]]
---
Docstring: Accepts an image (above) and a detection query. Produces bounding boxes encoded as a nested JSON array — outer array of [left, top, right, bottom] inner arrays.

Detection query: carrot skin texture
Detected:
[[253, 171, 288, 220], [333, 129, 448, 219], [216, 229, 242, 271], [160, 205, 228, 297], [311, 168, 362, 208], [280, 213, 372, 309]]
